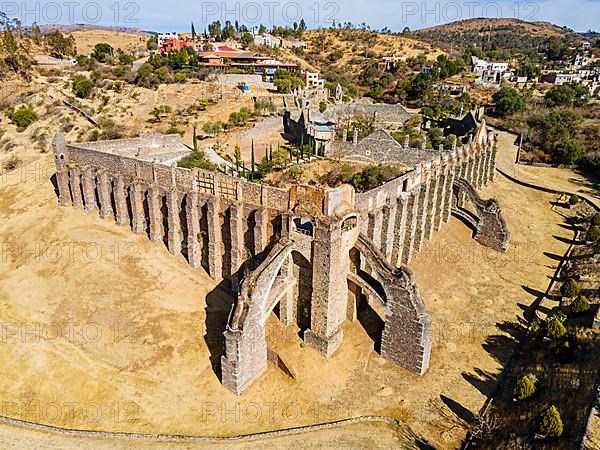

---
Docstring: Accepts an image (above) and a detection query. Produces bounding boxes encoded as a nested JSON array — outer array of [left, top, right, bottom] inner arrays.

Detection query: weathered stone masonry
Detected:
[[52, 121, 508, 395]]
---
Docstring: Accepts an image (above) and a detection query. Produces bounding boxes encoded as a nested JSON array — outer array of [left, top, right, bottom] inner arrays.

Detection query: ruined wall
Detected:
[[354, 128, 498, 265]]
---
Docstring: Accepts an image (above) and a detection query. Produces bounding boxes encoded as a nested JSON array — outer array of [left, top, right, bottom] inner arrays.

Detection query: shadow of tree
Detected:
[[462, 368, 499, 397], [440, 395, 475, 426]]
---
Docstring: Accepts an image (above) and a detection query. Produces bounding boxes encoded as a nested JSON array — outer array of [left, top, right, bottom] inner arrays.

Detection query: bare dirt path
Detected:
[[494, 129, 600, 209]]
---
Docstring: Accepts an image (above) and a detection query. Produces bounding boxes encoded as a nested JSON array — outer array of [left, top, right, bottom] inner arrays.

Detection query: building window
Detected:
[[341, 216, 357, 233], [292, 217, 314, 237]]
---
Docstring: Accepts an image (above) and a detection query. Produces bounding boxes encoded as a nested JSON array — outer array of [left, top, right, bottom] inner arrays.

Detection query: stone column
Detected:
[[414, 174, 431, 254], [113, 177, 129, 226], [166, 190, 182, 256], [147, 187, 163, 243], [442, 163, 456, 224], [278, 255, 296, 326], [206, 197, 223, 280], [372, 207, 384, 251], [254, 208, 270, 256], [393, 196, 408, 267], [69, 168, 83, 209], [383, 202, 398, 262], [97, 172, 113, 219], [489, 144, 498, 181], [229, 203, 245, 282], [481, 146, 492, 186], [81, 168, 98, 212], [475, 152, 485, 189], [130, 183, 147, 235], [185, 192, 202, 269], [434, 163, 448, 231], [52, 134, 71, 206], [305, 219, 348, 357], [402, 191, 419, 264], [425, 168, 441, 241]]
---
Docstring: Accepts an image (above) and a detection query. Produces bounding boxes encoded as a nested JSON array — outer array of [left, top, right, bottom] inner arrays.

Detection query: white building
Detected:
[[157, 32, 179, 47], [302, 71, 325, 89], [254, 33, 282, 48]]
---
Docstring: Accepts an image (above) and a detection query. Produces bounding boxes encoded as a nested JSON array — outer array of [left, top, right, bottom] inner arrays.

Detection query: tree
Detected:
[[513, 373, 538, 400], [589, 226, 600, 242], [553, 139, 583, 165], [43, 31, 76, 58], [545, 83, 590, 108], [92, 42, 113, 62], [193, 126, 199, 151], [251, 140, 256, 180], [319, 101, 327, 113], [492, 87, 525, 117], [72, 74, 93, 98], [528, 110, 581, 155], [8, 104, 37, 128], [546, 317, 567, 339], [233, 144, 242, 170], [571, 295, 590, 314], [568, 194, 580, 206], [241, 32, 253, 47], [538, 405, 563, 437], [561, 278, 580, 298]]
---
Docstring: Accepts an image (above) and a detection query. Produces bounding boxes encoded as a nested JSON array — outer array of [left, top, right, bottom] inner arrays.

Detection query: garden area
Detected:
[[469, 211, 600, 449]]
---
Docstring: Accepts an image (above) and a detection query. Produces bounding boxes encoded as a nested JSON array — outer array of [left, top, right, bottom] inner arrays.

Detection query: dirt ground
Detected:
[[0, 135, 574, 448]]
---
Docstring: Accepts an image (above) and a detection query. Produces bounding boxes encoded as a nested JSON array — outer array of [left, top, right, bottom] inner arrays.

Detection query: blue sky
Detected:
[[5, 1, 600, 33]]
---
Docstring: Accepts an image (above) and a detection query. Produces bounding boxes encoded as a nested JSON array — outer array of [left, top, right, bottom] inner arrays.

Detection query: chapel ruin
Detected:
[[52, 118, 509, 395]]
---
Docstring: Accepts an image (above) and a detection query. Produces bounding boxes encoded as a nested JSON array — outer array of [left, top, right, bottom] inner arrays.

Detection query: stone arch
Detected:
[[221, 239, 296, 394], [451, 178, 510, 252], [351, 234, 432, 375]]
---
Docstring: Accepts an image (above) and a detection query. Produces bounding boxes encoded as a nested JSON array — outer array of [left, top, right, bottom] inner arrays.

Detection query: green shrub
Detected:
[[514, 373, 538, 400], [165, 126, 184, 136], [177, 150, 217, 171], [72, 75, 94, 98], [571, 295, 590, 314], [592, 214, 600, 227], [569, 194, 579, 205], [561, 278, 580, 298], [546, 317, 567, 339], [9, 105, 38, 128], [588, 226, 600, 243], [538, 405, 563, 437], [2, 154, 22, 172]]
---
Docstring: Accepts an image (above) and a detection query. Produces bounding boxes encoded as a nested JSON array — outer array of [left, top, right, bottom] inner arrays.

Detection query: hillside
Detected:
[[414, 18, 582, 50], [69, 29, 150, 55]]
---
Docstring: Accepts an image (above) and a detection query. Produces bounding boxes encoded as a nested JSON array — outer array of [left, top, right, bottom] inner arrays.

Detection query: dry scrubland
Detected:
[[0, 127, 573, 447], [69, 30, 149, 56]]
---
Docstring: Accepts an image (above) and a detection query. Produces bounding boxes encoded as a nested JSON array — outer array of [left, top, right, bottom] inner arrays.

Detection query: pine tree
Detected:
[[269, 143, 273, 161], [538, 405, 563, 437], [191, 22, 196, 41], [265, 144, 269, 162], [193, 126, 198, 151]]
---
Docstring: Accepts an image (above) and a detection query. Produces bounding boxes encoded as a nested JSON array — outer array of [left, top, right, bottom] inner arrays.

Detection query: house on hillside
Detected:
[[159, 39, 196, 54]]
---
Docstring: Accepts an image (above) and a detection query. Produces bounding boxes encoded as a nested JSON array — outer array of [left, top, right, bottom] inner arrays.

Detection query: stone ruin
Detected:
[[51, 121, 509, 395]]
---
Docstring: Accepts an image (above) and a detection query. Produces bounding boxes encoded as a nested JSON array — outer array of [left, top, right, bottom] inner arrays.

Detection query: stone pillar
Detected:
[[442, 163, 455, 224], [481, 146, 492, 186], [130, 183, 147, 235], [81, 168, 98, 212], [475, 152, 485, 189], [254, 208, 269, 256], [372, 207, 384, 251], [279, 255, 295, 326], [489, 143, 498, 181], [52, 134, 71, 206], [229, 203, 245, 282], [185, 192, 202, 269], [305, 219, 348, 357], [425, 168, 441, 241], [147, 187, 163, 243], [166, 190, 182, 256], [97, 172, 113, 219], [402, 191, 419, 264], [206, 197, 223, 280], [414, 173, 431, 254], [434, 163, 448, 231], [69, 168, 83, 209], [393, 196, 408, 267], [383, 202, 398, 262], [113, 177, 129, 226]]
